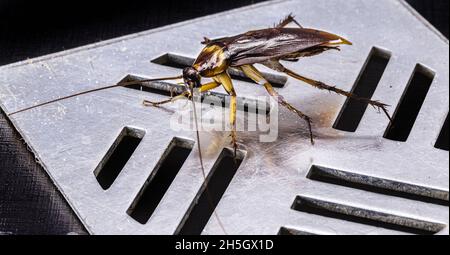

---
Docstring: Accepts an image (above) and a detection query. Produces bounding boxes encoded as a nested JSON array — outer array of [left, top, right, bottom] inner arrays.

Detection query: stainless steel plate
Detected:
[[0, 0, 448, 235]]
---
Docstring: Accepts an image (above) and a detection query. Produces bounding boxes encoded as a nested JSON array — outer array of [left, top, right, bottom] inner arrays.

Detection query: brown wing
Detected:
[[208, 28, 350, 67]]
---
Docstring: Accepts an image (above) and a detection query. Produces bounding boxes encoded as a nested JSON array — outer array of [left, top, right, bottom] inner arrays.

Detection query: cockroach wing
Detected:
[[215, 28, 347, 67]]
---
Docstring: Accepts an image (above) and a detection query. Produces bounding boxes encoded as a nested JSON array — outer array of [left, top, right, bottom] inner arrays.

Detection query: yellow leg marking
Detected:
[[199, 81, 220, 93], [214, 72, 238, 154], [229, 95, 237, 151], [240, 65, 315, 144]]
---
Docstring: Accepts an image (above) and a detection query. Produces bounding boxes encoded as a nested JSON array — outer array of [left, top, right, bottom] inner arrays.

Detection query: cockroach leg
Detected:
[[266, 82, 314, 145], [214, 72, 239, 156], [143, 81, 220, 107], [143, 91, 191, 107], [169, 87, 177, 98], [229, 95, 238, 157], [277, 64, 393, 123], [201, 37, 212, 45], [199, 81, 221, 93], [276, 13, 303, 28], [240, 65, 315, 145]]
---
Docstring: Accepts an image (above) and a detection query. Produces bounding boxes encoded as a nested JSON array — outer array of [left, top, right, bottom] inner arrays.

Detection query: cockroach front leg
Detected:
[[143, 91, 191, 107], [229, 94, 238, 156], [214, 73, 239, 156], [240, 64, 315, 145], [143, 81, 220, 107]]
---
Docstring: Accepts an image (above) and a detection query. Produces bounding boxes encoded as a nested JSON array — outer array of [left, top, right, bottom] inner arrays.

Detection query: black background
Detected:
[[0, 0, 448, 235], [0, 0, 448, 66]]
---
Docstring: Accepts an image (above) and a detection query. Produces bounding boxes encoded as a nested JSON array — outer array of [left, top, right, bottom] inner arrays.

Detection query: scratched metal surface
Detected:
[[0, 0, 448, 235]]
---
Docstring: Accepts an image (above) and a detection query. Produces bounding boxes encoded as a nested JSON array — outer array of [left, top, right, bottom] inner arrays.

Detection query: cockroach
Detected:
[[10, 14, 392, 152], [8, 14, 392, 234], [143, 14, 391, 154]]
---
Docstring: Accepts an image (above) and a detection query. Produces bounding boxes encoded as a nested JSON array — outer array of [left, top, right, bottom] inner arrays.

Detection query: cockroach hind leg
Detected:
[[277, 65, 393, 124], [275, 13, 303, 28], [201, 37, 212, 45]]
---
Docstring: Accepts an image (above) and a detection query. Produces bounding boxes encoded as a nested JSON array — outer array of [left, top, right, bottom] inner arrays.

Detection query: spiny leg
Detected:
[[264, 61, 393, 122], [276, 13, 303, 28], [214, 72, 238, 155], [143, 81, 220, 107], [202, 14, 303, 45], [143, 91, 190, 107], [240, 64, 315, 145]]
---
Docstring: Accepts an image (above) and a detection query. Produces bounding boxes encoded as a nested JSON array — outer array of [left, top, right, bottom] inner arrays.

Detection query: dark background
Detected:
[[0, 0, 448, 235], [0, 0, 448, 66]]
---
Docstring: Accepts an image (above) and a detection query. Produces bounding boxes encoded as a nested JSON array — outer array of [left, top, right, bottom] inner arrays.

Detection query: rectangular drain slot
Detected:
[[278, 227, 317, 235], [435, 114, 449, 151], [292, 196, 445, 235], [333, 47, 391, 132], [151, 53, 194, 69], [120, 74, 186, 96], [121, 75, 270, 114], [125, 81, 184, 97], [127, 137, 194, 224], [384, 64, 435, 141], [175, 148, 244, 235], [94, 127, 145, 190], [151, 53, 287, 88], [307, 165, 449, 206]]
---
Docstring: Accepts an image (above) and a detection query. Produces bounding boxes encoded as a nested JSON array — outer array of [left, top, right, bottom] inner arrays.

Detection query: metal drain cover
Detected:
[[0, 0, 448, 235]]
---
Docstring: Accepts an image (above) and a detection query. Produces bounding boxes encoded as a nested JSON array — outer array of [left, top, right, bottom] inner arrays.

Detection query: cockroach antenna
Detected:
[[189, 82, 229, 235], [7, 75, 183, 116], [7, 72, 229, 234]]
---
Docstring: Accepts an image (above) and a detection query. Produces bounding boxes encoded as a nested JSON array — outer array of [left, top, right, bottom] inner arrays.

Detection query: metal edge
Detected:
[[396, 0, 449, 44], [0, 0, 447, 235], [0, 101, 95, 235]]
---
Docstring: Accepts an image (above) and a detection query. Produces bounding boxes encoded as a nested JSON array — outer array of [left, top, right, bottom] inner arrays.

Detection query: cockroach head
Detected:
[[183, 67, 201, 88]]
